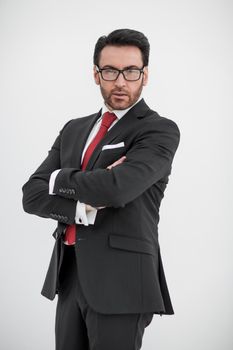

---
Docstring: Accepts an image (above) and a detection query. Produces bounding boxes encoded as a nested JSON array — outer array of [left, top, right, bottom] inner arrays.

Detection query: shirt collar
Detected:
[[99, 96, 143, 122]]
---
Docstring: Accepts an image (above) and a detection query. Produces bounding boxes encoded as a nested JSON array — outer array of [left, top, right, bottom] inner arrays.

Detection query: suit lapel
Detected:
[[70, 110, 101, 168]]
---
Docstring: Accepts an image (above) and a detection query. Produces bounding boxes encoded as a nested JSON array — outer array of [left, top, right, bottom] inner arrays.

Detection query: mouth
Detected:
[[112, 92, 128, 97]]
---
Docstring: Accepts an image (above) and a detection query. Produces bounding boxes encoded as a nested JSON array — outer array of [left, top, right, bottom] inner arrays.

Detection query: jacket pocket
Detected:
[[108, 234, 156, 256], [97, 148, 127, 169]]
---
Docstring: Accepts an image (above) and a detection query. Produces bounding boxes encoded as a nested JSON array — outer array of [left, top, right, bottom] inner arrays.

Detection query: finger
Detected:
[[112, 156, 127, 166], [106, 156, 126, 170], [118, 156, 127, 161]]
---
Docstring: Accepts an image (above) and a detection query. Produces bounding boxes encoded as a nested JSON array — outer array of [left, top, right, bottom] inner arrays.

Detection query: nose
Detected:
[[114, 72, 126, 87]]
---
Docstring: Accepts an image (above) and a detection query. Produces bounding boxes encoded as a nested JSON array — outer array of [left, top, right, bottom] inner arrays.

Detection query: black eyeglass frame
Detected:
[[96, 65, 145, 81]]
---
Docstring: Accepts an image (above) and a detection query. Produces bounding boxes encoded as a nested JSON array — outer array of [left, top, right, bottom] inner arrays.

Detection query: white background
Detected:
[[0, 0, 232, 349]]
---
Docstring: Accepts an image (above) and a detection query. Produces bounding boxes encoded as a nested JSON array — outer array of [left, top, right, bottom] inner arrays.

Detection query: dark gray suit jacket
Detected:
[[22, 98, 180, 316]]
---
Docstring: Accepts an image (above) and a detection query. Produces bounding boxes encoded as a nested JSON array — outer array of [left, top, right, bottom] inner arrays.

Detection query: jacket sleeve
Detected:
[[52, 117, 180, 208], [22, 122, 77, 224]]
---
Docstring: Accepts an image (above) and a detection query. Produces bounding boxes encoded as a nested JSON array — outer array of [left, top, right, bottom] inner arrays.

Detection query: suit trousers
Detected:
[[55, 244, 154, 350]]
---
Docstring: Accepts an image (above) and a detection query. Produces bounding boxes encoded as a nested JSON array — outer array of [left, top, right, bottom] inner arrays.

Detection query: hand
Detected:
[[85, 155, 127, 211], [85, 204, 97, 212], [107, 155, 127, 170]]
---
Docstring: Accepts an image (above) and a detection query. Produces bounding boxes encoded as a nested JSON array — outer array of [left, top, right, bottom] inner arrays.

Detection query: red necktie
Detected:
[[64, 111, 117, 245]]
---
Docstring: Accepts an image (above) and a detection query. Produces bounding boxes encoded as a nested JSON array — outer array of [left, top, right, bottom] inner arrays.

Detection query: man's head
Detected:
[[93, 29, 150, 110]]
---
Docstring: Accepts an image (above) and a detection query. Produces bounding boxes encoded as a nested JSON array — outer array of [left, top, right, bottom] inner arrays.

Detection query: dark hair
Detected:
[[93, 28, 150, 67]]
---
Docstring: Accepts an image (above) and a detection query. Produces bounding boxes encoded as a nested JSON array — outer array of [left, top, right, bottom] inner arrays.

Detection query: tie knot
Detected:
[[101, 112, 117, 129]]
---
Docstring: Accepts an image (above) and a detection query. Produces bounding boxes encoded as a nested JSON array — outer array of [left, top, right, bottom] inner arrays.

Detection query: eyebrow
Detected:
[[101, 65, 141, 69]]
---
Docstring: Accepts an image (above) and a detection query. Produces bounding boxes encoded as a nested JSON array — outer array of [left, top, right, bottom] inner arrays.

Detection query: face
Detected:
[[94, 45, 148, 110]]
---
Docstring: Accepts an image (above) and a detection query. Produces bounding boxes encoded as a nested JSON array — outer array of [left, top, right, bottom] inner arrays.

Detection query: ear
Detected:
[[93, 65, 100, 85], [142, 66, 148, 86]]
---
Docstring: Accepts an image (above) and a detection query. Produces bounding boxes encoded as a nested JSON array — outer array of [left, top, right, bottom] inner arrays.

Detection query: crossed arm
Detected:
[[22, 118, 180, 224]]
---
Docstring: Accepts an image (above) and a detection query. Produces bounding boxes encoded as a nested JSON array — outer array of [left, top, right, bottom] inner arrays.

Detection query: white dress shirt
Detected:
[[49, 97, 142, 225]]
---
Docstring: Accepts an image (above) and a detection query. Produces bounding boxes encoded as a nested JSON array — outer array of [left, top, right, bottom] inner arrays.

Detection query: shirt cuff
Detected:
[[49, 169, 61, 195], [86, 207, 98, 224], [75, 201, 88, 225], [75, 201, 97, 226]]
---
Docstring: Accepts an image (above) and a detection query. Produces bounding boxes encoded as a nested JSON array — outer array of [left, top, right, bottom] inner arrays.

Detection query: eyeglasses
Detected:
[[96, 65, 144, 81]]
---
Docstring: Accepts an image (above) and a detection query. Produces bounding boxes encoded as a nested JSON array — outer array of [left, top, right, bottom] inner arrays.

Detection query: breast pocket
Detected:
[[97, 146, 126, 168]]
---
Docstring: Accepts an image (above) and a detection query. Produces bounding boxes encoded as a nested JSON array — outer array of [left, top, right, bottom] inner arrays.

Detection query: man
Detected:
[[22, 29, 180, 350]]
